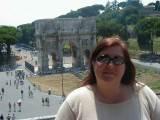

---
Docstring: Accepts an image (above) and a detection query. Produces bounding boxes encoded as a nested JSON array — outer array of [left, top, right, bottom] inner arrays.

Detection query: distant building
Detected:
[[141, 4, 160, 17]]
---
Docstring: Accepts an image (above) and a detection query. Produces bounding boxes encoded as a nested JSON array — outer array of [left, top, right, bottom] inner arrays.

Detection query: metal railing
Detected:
[[18, 115, 56, 120]]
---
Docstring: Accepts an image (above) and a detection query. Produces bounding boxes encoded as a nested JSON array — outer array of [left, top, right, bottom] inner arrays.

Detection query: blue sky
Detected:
[[0, 0, 153, 27]]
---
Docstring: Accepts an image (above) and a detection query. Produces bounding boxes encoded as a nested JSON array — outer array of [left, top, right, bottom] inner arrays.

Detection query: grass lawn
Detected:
[[136, 66, 160, 93], [28, 73, 82, 96], [28, 67, 160, 96]]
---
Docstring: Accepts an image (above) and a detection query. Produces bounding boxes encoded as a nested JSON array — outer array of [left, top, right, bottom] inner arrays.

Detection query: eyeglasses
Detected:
[[96, 55, 125, 65]]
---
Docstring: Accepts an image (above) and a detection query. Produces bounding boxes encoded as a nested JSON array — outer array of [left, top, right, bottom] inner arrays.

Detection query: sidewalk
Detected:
[[0, 46, 63, 119], [132, 59, 160, 72], [0, 70, 63, 119]]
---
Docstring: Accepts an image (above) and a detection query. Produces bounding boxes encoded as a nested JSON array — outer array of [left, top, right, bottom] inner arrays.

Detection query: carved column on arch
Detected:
[[38, 34, 49, 74]]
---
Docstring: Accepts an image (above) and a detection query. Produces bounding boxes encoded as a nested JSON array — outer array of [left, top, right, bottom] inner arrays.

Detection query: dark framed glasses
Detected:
[[96, 55, 125, 65]]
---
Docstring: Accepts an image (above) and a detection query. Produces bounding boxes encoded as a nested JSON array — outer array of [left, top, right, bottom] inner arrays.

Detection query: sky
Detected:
[[0, 0, 154, 27]]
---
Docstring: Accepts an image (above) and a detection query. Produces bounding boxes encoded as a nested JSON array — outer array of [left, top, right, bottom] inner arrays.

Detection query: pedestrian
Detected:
[[17, 99, 22, 112], [0, 114, 4, 120], [8, 102, 11, 112], [6, 81, 8, 85], [13, 102, 16, 112], [28, 85, 31, 91], [29, 90, 33, 98], [10, 80, 11, 86], [0, 95, 2, 101], [20, 90, 23, 98], [55, 36, 160, 120], [45, 97, 47, 106], [42, 97, 44, 106], [0, 93, 2, 101], [33, 84, 36, 90], [1, 88, 4, 95], [6, 114, 11, 120], [47, 97, 50, 106], [11, 113, 15, 120]]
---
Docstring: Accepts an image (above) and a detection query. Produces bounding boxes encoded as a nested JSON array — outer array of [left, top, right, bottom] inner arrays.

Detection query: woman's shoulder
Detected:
[[135, 82, 160, 115], [135, 82, 155, 95], [66, 85, 94, 102], [135, 82, 155, 94], [135, 82, 158, 103], [134, 82, 145, 92]]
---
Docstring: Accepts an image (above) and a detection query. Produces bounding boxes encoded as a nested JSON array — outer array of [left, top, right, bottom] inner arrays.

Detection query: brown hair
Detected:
[[82, 36, 136, 86]]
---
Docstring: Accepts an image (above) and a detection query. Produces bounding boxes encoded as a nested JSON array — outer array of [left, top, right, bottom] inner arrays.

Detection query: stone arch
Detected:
[[34, 17, 96, 74]]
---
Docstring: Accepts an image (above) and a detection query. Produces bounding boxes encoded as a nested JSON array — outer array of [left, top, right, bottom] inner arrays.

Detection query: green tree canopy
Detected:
[[17, 23, 35, 45], [0, 26, 17, 55], [135, 17, 160, 51], [58, 4, 105, 18], [96, 19, 127, 39]]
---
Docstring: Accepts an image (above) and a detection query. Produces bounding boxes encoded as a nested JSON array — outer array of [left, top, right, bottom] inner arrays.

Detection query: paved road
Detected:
[[0, 69, 63, 119], [0, 46, 63, 119], [132, 59, 160, 72]]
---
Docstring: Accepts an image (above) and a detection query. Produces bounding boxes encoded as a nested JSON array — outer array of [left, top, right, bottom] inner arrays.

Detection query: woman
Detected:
[[55, 36, 160, 120]]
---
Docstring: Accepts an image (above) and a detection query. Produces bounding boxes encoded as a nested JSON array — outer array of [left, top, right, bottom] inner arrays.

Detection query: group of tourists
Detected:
[[0, 113, 16, 120]]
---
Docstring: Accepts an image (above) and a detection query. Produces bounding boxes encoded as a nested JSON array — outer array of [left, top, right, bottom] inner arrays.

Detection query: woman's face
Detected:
[[93, 45, 126, 85]]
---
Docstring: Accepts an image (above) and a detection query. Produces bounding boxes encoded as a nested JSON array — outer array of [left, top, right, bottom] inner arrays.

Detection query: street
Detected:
[[0, 46, 63, 119]]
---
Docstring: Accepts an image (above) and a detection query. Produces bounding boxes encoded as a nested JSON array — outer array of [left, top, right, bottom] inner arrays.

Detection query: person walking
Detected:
[[45, 97, 48, 106], [9, 80, 11, 86], [47, 97, 50, 106], [20, 90, 24, 98], [0, 93, 2, 101], [28, 85, 31, 91], [6, 114, 11, 120], [17, 99, 22, 112], [0, 114, 4, 120], [42, 97, 45, 106], [11, 113, 16, 120], [1, 88, 4, 95], [8, 102, 11, 112], [13, 102, 16, 112]]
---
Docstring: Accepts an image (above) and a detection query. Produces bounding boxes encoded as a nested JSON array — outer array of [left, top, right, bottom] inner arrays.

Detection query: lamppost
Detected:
[[61, 67, 65, 101]]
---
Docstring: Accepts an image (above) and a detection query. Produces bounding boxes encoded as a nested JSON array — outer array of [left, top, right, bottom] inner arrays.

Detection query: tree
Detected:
[[0, 26, 17, 55], [58, 5, 105, 18], [119, 6, 140, 25], [135, 17, 160, 53], [17, 23, 35, 45], [118, 2, 127, 8], [96, 1, 129, 41], [154, 20, 160, 36], [96, 19, 128, 41]]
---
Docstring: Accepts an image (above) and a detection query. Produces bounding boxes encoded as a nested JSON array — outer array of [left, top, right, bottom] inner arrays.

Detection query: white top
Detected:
[[55, 82, 160, 120]]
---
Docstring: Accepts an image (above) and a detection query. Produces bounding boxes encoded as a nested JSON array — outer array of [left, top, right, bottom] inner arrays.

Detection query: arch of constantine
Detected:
[[33, 17, 96, 74]]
